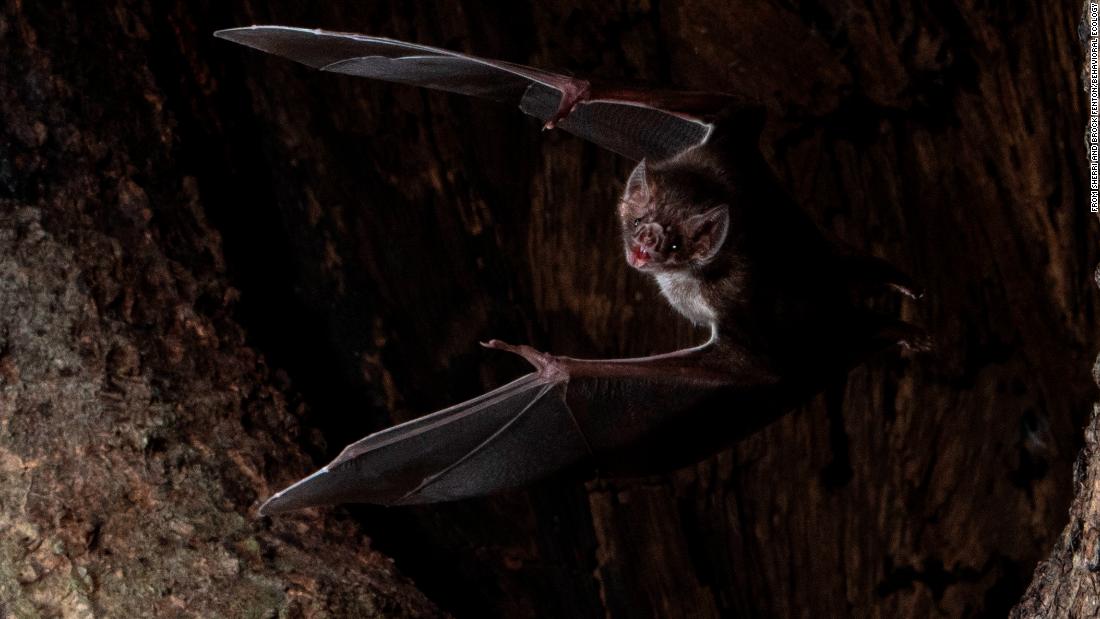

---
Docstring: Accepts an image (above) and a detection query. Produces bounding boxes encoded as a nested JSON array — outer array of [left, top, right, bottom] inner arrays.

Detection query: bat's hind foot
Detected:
[[839, 254, 924, 300], [482, 339, 568, 380], [874, 320, 933, 353]]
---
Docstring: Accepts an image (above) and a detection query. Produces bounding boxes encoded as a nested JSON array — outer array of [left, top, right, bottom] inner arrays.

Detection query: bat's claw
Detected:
[[542, 81, 591, 130], [542, 104, 578, 131], [873, 321, 934, 354], [888, 282, 925, 301], [898, 335, 935, 353], [481, 339, 567, 380]]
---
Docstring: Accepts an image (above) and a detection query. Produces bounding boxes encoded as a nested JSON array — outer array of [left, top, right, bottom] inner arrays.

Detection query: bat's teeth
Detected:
[[628, 245, 650, 268]]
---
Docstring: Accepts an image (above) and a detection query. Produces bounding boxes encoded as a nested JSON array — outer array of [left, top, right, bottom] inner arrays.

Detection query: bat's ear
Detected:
[[624, 159, 650, 204], [686, 206, 730, 263]]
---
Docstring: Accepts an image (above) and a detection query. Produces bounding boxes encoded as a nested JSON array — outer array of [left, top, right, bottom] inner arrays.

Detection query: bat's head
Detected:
[[617, 160, 730, 274]]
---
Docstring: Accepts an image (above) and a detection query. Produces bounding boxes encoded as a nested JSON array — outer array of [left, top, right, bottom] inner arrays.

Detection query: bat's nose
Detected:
[[634, 223, 661, 249]]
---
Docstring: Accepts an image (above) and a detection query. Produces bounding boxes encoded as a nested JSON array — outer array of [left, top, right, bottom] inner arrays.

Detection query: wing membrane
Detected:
[[215, 25, 727, 160], [258, 373, 591, 514], [519, 83, 713, 160], [323, 56, 532, 101]]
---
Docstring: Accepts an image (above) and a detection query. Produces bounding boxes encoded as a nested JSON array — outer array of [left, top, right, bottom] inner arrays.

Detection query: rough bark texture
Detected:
[[0, 2, 440, 617], [0, 1, 1093, 618], [1012, 400, 1100, 618], [1007, 3, 1100, 616]]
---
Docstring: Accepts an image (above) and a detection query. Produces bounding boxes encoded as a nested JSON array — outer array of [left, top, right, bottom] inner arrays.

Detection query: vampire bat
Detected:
[[214, 26, 926, 515]]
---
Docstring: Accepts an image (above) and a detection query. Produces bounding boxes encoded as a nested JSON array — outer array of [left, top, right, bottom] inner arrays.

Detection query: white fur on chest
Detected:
[[654, 272, 715, 326]]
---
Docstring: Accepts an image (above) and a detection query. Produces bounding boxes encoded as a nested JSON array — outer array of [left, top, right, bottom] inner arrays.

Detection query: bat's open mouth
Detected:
[[628, 244, 650, 268]]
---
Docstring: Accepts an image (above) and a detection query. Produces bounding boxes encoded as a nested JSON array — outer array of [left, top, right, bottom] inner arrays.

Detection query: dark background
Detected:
[[0, 1, 1094, 617]]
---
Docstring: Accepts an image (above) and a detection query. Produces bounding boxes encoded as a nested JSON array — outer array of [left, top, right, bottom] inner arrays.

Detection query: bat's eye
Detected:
[[632, 218, 641, 228], [670, 243, 679, 251]]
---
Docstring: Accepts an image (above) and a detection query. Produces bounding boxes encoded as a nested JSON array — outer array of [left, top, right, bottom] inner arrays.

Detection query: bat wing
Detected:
[[257, 342, 805, 515], [214, 25, 738, 161], [258, 373, 593, 514]]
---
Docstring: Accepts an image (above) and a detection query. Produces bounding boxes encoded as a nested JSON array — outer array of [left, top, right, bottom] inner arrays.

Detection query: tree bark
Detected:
[[1007, 3, 1100, 615], [0, 1, 1092, 618], [0, 2, 439, 617], [1012, 400, 1100, 617]]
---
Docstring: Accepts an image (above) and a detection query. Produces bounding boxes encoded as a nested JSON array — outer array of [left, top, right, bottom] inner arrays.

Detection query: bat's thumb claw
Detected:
[[482, 339, 521, 354], [480, 339, 563, 378]]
